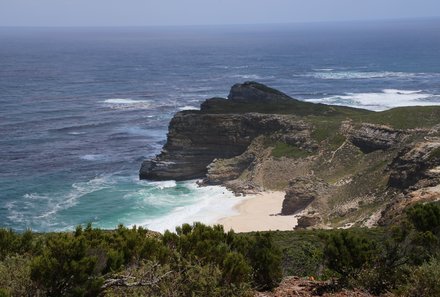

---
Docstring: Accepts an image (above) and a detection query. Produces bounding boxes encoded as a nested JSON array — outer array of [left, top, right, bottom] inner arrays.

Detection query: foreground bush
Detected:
[[249, 232, 282, 290], [403, 257, 440, 297], [324, 229, 377, 283], [31, 233, 103, 296], [322, 203, 440, 295], [0, 255, 40, 297], [0, 223, 281, 296], [101, 260, 253, 297]]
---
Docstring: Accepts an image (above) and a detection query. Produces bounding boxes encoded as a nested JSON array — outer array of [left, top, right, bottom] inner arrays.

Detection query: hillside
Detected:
[[140, 82, 440, 229]]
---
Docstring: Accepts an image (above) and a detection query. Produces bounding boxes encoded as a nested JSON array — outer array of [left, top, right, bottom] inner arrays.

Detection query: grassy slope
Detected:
[[211, 97, 440, 226]]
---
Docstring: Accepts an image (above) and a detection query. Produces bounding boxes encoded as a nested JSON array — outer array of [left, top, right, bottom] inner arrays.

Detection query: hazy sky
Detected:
[[1, 0, 439, 27]]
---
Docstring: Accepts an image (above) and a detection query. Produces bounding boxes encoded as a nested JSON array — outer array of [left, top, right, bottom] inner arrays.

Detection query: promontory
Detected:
[[140, 82, 440, 229]]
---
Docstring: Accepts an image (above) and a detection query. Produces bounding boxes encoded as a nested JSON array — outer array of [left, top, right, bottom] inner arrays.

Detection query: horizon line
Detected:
[[1, 16, 439, 29]]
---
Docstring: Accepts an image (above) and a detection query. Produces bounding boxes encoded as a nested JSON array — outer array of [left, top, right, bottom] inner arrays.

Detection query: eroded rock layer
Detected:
[[140, 112, 307, 181]]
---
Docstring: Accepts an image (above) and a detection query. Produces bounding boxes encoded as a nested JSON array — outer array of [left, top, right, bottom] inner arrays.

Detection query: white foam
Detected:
[[5, 201, 25, 223], [212, 65, 249, 69], [179, 105, 199, 111], [36, 175, 115, 219], [382, 89, 423, 95], [102, 98, 152, 110], [80, 154, 107, 161], [311, 71, 415, 80], [149, 180, 177, 190], [313, 68, 334, 71], [103, 98, 149, 104], [307, 89, 440, 111], [137, 181, 243, 233], [23, 193, 50, 201], [231, 74, 274, 80], [67, 131, 86, 135]]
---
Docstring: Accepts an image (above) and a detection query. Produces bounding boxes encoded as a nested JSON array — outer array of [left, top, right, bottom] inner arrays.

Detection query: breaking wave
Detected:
[[306, 89, 440, 111]]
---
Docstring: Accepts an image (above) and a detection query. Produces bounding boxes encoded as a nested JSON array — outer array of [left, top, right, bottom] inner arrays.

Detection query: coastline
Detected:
[[217, 191, 298, 233]]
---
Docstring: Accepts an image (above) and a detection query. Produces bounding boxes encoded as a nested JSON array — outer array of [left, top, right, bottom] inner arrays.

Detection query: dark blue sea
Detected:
[[1, 19, 440, 232]]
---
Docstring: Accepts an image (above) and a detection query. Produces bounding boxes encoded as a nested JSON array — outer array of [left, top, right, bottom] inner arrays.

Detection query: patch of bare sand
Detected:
[[217, 191, 297, 233]]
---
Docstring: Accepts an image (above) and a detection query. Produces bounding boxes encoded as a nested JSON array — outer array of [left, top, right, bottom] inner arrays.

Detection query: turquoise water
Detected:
[[1, 19, 440, 231], [3, 173, 239, 232]]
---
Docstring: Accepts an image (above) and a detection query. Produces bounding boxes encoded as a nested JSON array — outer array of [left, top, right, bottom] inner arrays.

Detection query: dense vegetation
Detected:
[[1, 202, 440, 296], [240, 203, 440, 296], [0, 223, 281, 297]]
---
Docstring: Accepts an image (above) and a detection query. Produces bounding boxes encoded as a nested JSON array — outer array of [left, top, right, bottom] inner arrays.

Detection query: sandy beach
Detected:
[[217, 191, 298, 233]]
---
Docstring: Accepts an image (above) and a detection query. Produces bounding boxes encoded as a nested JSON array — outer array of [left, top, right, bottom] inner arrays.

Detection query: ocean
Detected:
[[1, 19, 440, 232]]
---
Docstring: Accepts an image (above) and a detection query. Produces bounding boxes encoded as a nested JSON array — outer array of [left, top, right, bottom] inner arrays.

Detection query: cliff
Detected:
[[139, 112, 308, 181], [140, 82, 440, 228]]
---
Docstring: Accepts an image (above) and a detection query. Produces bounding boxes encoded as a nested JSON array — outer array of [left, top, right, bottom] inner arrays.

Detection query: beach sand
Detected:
[[217, 191, 298, 233]]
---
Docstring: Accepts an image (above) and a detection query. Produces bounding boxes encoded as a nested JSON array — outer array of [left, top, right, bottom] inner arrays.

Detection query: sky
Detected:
[[0, 0, 439, 27]]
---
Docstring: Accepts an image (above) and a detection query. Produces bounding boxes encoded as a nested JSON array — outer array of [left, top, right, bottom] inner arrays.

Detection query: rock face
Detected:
[[140, 112, 248, 180], [347, 123, 406, 153], [281, 176, 330, 215], [388, 140, 440, 189], [227, 81, 292, 103], [200, 82, 293, 112], [295, 215, 322, 229], [205, 152, 256, 185], [139, 83, 308, 181]]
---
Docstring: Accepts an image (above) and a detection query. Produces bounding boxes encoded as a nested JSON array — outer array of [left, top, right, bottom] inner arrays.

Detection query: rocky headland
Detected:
[[140, 82, 440, 229]]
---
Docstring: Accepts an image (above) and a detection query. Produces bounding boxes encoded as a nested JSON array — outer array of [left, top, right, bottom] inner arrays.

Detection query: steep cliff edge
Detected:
[[140, 82, 345, 181], [139, 112, 309, 181], [140, 82, 440, 228]]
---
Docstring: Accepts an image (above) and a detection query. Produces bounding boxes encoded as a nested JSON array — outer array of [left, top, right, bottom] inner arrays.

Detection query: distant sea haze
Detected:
[[1, 19, 440, 232]]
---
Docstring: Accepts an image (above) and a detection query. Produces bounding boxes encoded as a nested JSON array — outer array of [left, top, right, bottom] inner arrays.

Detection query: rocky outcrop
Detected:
[[140, 112, 308, 181], [139, 81, 440, 229], [295, 215, 322, 229], [227, 81, 293, 103], [140, 81, 323, 181], [200, 82, 293, 113], [346, 123, 407, 153], [205, 152, 256, 185], [281, 177, 331, 215], [388, 140, 440, 189]]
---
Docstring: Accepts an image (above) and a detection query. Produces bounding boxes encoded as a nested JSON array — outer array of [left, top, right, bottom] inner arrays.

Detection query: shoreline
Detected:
[[217, 191, 298, 233]]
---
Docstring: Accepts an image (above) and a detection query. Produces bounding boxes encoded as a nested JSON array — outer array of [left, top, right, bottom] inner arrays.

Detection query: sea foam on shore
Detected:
[[136, 181, 242, 233]]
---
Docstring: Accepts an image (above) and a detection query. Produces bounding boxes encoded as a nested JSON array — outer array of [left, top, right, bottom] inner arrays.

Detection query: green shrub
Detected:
[[324, 230, 377, 282], [406, 203, 440, 234], [403, 258, 440, 297], [30, 233, 103, 297], [0, 223, 284, 295], [101, 260, 253, 297], [0, 229, 18, 260], [249, 232, 282, 291], [0, 255, 40, 297], [222, 252, 252, 285]]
